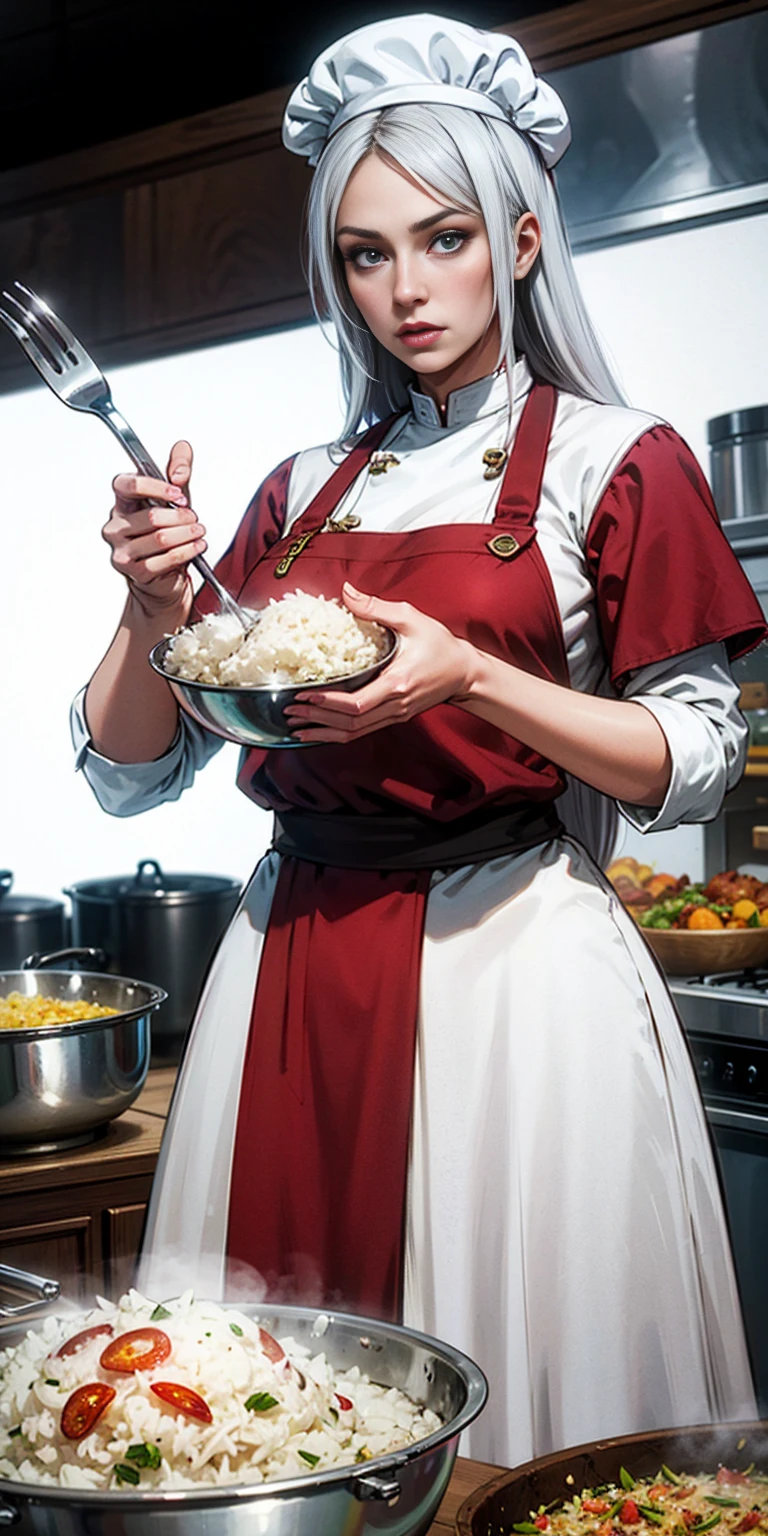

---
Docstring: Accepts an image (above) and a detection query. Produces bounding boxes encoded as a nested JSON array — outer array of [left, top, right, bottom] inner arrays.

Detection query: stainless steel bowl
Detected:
[[0, 951, 165, 1154], [0, 1300, 487, 1535], [148, 627, 399, 748]]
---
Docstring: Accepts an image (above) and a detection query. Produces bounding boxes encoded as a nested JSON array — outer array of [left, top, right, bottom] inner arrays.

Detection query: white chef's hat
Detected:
[[282, 13, 571, 169]]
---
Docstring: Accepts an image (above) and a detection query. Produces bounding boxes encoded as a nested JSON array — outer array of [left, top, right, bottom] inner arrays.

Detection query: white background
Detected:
[[2, 209, 767, 903]]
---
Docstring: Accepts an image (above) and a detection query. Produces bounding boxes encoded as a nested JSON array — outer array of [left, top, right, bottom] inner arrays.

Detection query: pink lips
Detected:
[[397, 326, 445, 348]]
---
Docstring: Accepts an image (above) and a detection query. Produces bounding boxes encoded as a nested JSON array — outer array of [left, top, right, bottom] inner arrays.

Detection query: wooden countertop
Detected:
[[0, 1066, 177, 1195], [430, 1456, 499, 1531]]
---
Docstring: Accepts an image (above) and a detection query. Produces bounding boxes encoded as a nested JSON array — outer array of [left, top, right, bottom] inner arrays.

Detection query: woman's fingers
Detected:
[[111, 471, 188, 514], [167, 440, 193, 491], [342, 582, 414, 632]]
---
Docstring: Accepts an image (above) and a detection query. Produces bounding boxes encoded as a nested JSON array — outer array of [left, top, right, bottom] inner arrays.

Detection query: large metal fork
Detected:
[[0, 281, 253, 629]]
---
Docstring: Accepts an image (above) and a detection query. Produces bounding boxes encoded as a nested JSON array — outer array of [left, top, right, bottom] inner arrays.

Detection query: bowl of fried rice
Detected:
[[0, 1287, 487, 1535], [149, 592, 398, 748]]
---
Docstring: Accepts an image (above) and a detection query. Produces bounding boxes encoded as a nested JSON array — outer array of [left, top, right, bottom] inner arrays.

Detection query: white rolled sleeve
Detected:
[[70, 688, 226, 817], [618, 643, 747, 833]]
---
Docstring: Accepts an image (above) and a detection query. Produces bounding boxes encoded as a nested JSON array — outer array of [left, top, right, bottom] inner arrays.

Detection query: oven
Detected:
[[671, 971, 768, 1412]]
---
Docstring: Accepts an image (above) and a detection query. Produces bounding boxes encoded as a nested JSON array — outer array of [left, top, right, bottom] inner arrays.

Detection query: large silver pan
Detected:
[[0, 949, 164, 1153], [0, 1295, 487, 1535]]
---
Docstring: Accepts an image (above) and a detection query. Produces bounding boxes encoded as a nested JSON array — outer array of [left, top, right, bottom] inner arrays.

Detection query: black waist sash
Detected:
[[272, 802, 564, 871]]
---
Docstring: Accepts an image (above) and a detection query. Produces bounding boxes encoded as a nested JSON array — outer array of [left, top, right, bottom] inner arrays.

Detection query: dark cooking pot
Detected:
[[0, 872, 67, 970], [456, 1420, 768, 1536], [65, 860, 241, 1061]]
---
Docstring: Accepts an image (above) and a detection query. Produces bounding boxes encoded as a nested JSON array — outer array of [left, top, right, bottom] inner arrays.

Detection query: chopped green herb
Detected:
[[299, 1450, 320, 1468], [662, 1467, 682, 1486], [244, 1392, 279, 1413], [355, 1447, 372, 1463], [637, 1506, 665, 1525], [44, 1379, 60, 1387], [8, 1427, 21, 1439], [744, 1465, 756, 1476], [620, 1469, 636, 1492], [114, 1463, 140, 1486], [229, 1324, 244, 1337], [125, 1442, 161, 1470], [328, 1407, 339, 1423], [205, 1333, 211, 1338], [150, 1304, 171, 1322]]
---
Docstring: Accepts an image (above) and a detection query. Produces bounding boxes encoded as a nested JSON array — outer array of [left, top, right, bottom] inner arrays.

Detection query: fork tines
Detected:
[[0, 281, 82, 379]]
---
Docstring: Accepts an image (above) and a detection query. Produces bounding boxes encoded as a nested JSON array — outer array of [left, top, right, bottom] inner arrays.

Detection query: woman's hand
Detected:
[[283, 583, 476, 742], [102, 440, 207, 618]]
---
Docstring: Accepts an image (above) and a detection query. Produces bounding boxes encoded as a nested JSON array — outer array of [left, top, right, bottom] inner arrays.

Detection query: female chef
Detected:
[[73, 15, 767, 1464]]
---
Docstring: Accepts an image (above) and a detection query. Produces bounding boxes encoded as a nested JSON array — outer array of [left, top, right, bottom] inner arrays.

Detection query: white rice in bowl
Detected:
[[0, 1290, 442, 1491], [162, 592, 390, 687]]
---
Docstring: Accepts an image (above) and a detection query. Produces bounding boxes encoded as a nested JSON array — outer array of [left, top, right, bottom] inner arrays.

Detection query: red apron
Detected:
[[225, 382, 571, 1316]]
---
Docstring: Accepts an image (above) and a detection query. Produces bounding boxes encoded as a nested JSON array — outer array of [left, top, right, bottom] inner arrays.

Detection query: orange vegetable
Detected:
[[687, 907, 724, 930], [726, 919, 748, 929], [644, 874, 678, 900]]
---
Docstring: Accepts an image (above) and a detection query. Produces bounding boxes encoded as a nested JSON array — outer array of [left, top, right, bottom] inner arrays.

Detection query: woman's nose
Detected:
[[392, 256, 427, 308]]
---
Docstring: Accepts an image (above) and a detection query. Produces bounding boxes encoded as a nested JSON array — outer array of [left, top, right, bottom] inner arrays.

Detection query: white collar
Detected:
[[407, 355, 532, 430]]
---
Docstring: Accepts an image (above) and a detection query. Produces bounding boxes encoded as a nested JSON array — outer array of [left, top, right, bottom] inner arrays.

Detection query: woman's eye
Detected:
[[350, 248, 384, 269], [432, 230, 466, 254]]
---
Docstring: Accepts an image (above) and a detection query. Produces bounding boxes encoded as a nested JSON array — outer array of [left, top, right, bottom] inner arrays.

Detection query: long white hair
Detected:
[[306, 103, 627, 438]]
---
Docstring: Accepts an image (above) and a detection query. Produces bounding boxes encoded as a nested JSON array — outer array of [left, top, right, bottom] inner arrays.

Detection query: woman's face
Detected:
[[336, 151, 495, 391], [335, 150, 539, 399]]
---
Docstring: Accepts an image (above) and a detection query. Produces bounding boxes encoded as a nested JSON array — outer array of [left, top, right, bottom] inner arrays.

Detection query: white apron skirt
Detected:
[[138, 836, 757, 1465]]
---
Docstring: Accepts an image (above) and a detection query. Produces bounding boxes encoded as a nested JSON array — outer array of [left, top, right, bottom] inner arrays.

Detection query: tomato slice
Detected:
[[100, 1327, 172, 1373], [61, 1382, 116, 1441], [258, 1328, 285, 1364], [56, 1324, 114, 1359], [150, 1381, 213, 1424]]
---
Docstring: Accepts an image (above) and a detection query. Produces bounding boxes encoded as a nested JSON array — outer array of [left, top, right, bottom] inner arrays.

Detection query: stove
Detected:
[[670, 970, 768, 1410]]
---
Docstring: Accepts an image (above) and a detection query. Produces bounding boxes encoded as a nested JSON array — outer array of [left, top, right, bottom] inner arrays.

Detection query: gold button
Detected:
[[487, 533, 519, 558]]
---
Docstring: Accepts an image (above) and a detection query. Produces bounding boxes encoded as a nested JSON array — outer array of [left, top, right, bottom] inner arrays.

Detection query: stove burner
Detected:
[[685, 967, 768, 992]]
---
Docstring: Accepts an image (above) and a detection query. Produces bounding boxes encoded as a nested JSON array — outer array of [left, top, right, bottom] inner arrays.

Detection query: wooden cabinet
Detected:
[[0, 1069, 175, 1302]]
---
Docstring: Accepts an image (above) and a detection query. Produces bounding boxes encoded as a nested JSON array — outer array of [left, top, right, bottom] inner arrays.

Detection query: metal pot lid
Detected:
[[65, 858, 241, 905], [707, 404, 768, 444], [0, 873, 65, 920]]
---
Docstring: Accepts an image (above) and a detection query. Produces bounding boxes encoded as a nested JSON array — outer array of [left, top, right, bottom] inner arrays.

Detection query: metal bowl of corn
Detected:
[[0, 949, 165, 1155]]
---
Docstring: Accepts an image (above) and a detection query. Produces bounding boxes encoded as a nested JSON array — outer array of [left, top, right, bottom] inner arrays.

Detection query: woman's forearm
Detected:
[[84, 589, 190, 763], [457, 646, 672, 807]]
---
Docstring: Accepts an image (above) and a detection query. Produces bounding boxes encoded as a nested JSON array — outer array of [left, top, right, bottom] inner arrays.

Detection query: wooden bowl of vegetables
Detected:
[[605, 862, 768, 976]]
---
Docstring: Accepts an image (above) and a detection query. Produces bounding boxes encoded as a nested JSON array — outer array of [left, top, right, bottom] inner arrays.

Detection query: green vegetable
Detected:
[[512, 1525, 541, 1533], [229, 1323, 244, 1337], [651, 916, 673, 930], [604, 1498, 624, 1519], [125, 1443, 162, 1470], [114, 1463, 140, 1486], [299, 1450, 320, 1468], [705, 1497, 742, 1508], [749, 912, 761, 927], [620, 1468, 636, 1491], [244, 1392, 279, 1413], [637, 1506, 665, 1525], [690, 1516, 722, 1533], [328, 1407, 339, 1423], [150, 1304, 171, 1321], [44, 1379, 59, 1387], [661, 1467, 682, 1485], [7, 1427, 21, 1439]]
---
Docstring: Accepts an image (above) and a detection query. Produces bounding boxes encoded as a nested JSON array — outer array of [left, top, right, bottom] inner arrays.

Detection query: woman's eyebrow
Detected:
[[336, 207, 468, 240]]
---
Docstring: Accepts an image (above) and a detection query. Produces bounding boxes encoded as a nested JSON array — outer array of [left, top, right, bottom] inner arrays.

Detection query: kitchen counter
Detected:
[[0, 1066, 177, 1298], [430, 1456, 499, 1531]]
